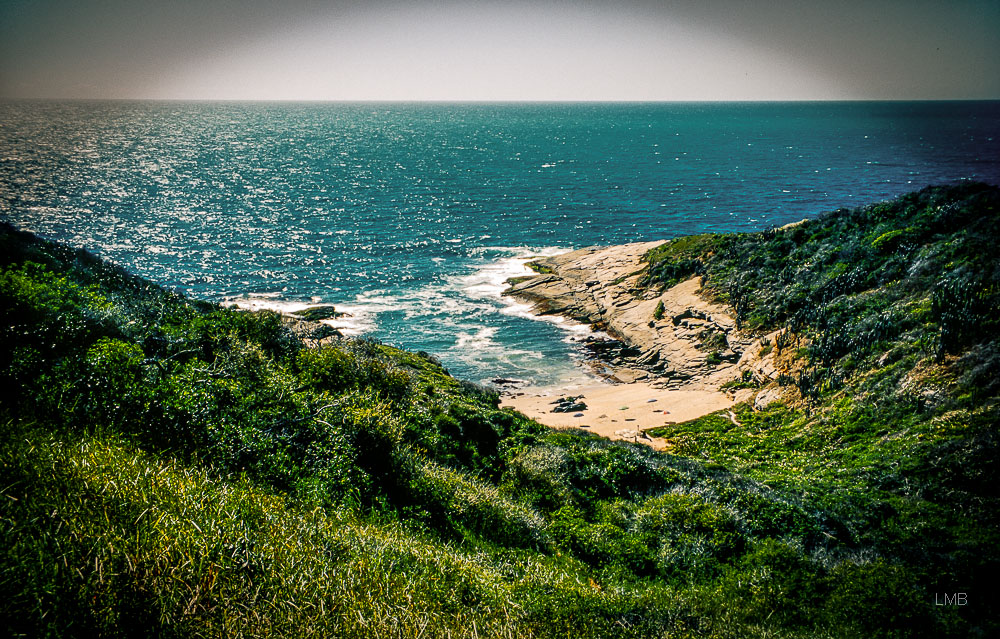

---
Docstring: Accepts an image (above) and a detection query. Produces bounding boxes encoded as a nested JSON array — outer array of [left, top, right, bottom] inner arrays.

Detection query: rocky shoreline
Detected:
[[244, 242, 796, 448], [504, 242, 753, 388], [500, 242, 797, 444]]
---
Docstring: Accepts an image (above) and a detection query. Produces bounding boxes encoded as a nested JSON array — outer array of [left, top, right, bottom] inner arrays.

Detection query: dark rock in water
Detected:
[[292, 305, 345, 321], [309, 324, 342, 340], [491, 377, 525, 386]]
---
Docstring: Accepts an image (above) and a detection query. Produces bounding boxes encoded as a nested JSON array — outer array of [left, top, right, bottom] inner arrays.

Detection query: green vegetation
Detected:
[[647, 182, 1000, 634], [653, 299, 665, 320], [2, 183, 998, 637], [505, 275, 535, 286], [643, 234, 716, 289], [525, 260, 555, 275], [720, 369, 760, 392]]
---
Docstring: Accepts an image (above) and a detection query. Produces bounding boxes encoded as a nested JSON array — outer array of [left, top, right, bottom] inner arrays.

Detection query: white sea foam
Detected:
[[460, 246, 607, 342], [225, 295, 314, 315], [332, 293, 404, 336], [499, 301, 603, 342], [446, 324, 559, 384], [224, 295, 374, 337], [459, 246, 566, 297], [321, 311, 374, 337], [225, 245, 601, 386], [453, 326, 499, 351]]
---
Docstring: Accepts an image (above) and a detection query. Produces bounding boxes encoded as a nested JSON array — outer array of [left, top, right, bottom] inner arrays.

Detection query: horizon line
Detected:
[[3, 97, 1000, 104]]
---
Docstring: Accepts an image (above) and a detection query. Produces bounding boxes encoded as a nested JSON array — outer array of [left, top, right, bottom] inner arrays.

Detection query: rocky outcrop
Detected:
[[506, 243, 659, 325], [504, 242, 803, 402], [291, 305, 346, 322], [279, 308, 344, 345], [505, 242, 748, 389]]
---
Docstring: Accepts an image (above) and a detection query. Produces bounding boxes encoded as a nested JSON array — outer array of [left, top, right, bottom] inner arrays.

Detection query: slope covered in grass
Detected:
[[646, 182, 1000, 628], [2, 182, 998, 638]]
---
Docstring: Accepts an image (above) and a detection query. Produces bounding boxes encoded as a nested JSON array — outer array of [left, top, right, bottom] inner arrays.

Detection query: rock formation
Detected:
[[504, 241, 793, 406]]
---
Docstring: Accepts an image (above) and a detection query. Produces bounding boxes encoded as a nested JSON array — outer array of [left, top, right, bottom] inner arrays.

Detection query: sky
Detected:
[[0, 0, 998, 101]]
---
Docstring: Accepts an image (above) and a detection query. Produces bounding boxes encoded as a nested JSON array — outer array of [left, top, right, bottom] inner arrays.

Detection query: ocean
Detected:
[[2, 101, 998, 386]]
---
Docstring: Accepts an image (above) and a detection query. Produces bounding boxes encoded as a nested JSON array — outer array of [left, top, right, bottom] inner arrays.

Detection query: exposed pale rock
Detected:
[[502, 242, 808, 446], [754, 386, 791, 411], [504, 242, 747, 390]]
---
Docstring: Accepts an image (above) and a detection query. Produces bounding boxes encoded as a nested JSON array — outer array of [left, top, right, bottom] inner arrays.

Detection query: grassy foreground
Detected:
[[2, 183, 998, 637]]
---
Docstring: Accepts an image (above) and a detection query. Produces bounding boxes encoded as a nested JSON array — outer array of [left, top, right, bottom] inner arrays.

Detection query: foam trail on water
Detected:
[[444, 246, 608, 386], [223, 246, 601, 387], [463, 246, 610, 343], [224, 295, 373, 337], [224, 295, 313, 314]]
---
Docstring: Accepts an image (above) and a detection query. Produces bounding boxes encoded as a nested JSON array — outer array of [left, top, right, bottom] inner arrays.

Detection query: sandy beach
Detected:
[[501, 379, 733, 449]]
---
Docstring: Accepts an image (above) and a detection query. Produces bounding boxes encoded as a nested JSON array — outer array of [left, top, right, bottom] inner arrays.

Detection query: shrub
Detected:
[[717, 540, 825, 628], [823, 560, 942, 638], [653, 299, 665, 320]]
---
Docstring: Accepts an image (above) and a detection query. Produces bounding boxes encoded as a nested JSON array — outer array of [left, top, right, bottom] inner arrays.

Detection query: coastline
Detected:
[[500, 241, 787, 448], [223, 240, 793, 451]]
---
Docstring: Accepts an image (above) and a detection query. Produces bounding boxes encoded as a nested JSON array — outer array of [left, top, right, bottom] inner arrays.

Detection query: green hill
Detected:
[[2, 182, 998, 638]]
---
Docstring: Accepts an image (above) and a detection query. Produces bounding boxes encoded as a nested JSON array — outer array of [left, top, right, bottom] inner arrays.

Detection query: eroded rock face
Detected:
[[754, 386, 789, 411], [504, 242, 751, 390], [504, 242, 807, 409]]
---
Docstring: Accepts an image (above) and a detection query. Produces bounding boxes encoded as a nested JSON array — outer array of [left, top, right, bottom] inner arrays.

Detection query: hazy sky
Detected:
[[1, 0, 998, 100]]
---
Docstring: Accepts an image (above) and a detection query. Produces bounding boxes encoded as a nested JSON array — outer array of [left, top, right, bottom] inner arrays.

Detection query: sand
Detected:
[[501, 379, 733, 450]]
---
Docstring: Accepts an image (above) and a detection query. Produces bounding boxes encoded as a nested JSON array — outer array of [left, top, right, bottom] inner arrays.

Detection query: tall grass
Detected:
[[0, 426, 546, 637]]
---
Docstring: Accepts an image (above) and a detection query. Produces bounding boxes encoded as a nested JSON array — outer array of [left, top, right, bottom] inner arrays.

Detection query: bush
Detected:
[[823, 560, 943, 638], [717, 540, 825, 628]]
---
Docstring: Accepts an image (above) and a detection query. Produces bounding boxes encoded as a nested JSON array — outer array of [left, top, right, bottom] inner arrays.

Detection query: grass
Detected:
[[2, 182, 999, 637], [0, 426, 544, 638]]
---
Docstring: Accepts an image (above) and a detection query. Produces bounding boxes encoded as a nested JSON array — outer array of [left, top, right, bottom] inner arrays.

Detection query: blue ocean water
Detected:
[[2, 101, 999, 386]]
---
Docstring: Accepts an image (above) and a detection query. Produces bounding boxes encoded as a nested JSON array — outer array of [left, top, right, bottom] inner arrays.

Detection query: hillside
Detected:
[[2, 182, 998, 638]]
